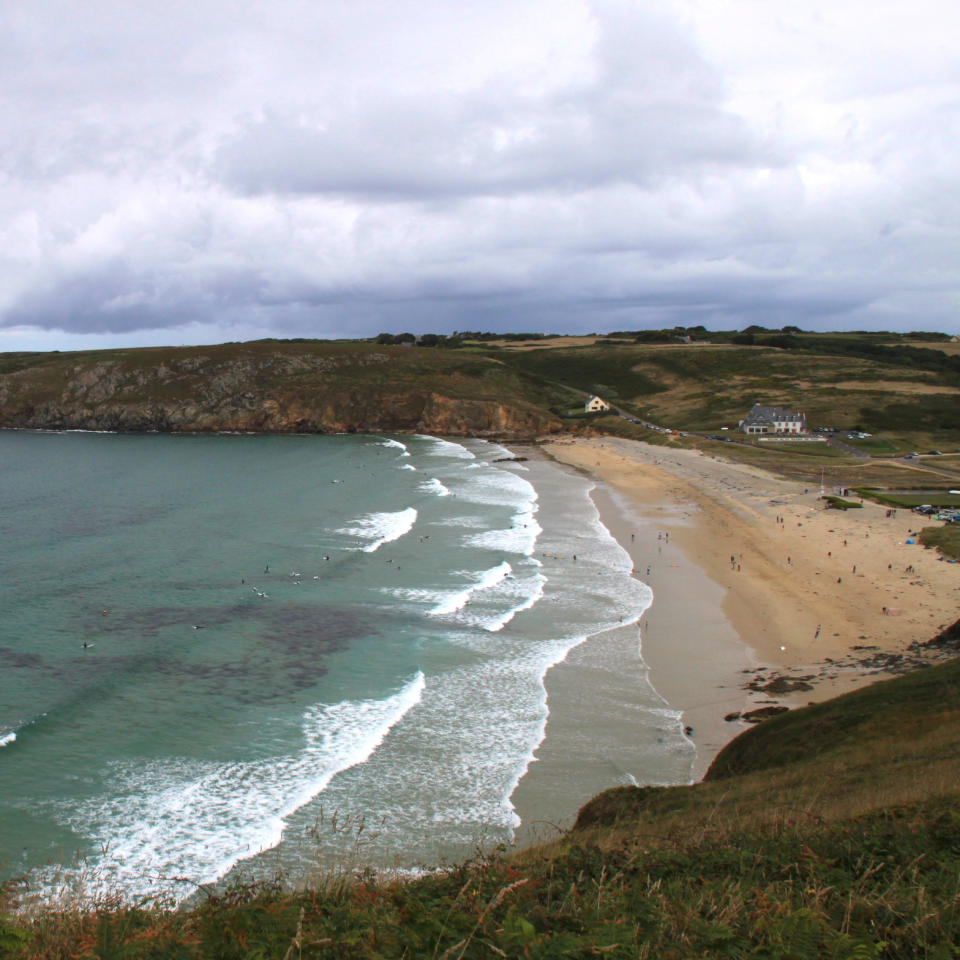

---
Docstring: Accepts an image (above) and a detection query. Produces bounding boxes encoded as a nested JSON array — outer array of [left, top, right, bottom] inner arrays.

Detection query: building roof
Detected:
[[745, 404, 805, 423]]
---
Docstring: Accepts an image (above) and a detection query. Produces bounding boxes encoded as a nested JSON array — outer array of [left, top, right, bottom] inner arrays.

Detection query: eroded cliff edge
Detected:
[[0, 342, 562, 439]]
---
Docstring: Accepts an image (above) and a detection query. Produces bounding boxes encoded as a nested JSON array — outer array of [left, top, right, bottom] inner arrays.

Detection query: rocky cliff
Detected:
[[0, 343, 562, 439]]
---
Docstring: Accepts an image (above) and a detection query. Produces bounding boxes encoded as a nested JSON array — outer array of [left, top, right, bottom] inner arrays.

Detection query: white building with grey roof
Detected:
[[740, 404, 807, 435]]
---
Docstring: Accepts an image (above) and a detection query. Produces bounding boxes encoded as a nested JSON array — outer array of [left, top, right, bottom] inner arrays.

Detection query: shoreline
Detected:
[[510, 435, 960, 842]]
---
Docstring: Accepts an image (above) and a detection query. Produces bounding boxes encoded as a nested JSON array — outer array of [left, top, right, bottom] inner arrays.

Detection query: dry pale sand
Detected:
[[508, 435, 960, 844], [543, 436, 960, 744], [546, 435, 960, 660]]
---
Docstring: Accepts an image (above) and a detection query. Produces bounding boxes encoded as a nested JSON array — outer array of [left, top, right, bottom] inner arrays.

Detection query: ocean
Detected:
[[0, 430, 691, 902]]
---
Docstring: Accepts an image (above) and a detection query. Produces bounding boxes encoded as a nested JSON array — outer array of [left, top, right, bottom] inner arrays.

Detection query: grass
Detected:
[[0, 340, 563, 435], [919, 525, 960, 559], [493, 339, 960, 450], [754, 441, 850, 458], [842, 436, 907, 455], [5, 651, 960, 958], [855, 491, 960, 508], [7, 806, 960, 958], [3, 333, 960, 458], [497, 347, 668, 407]]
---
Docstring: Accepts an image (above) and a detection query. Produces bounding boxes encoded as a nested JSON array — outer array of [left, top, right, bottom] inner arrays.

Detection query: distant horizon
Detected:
[[3, 324, 958, 356], [2, 0, 958, 353]]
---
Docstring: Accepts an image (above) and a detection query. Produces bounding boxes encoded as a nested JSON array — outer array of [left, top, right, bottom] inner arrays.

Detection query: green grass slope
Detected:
[[3, 334, 960, 455], [704, 653, 960, 780], [497, 340, 960, 442], [5, 641, 960, 959]]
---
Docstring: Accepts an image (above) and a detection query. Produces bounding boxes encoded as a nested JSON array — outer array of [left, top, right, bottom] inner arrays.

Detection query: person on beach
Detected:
[[814, 624, 821, 639]]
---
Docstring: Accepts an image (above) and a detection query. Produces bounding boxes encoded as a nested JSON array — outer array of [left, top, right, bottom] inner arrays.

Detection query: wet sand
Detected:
[[511, 435, 960, 843]]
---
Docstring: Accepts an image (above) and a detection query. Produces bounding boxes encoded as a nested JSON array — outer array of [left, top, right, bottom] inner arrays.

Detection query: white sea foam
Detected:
[[464, 505, 541, 556], [401, 464, 417, 471], [457, 463, 537, 509], [418, 477, 451, 497], [378, 438, 409, 455], [478, 571, 546, 632], [339, 507, 418, 552], [443, 461, 541, 556], [56, 673, 426, 900], [422, 437, 476, 459], [219, 445, 674, 877], [387, 563, 545, 631], [0, 731, 15, 747], [429, 561, 512, 616], [479, 442, 513, 459]]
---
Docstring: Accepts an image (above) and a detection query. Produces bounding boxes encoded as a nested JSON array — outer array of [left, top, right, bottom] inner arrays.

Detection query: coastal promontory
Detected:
[[0, 340, 561, 439]]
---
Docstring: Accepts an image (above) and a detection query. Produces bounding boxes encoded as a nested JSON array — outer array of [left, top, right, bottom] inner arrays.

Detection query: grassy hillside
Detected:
[[496, 340, 960, 442], [0, 340, 527, 405], [0, 340, 563, 437], [5, 646, 960, 959], [2, 332, 959, 452]]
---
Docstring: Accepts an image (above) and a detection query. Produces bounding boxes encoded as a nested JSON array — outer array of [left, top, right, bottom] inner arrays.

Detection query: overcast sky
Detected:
[[1, 0, 958, 351]]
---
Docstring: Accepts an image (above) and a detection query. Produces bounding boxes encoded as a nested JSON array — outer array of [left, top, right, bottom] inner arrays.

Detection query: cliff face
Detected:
[[0, 348, 561, 439]]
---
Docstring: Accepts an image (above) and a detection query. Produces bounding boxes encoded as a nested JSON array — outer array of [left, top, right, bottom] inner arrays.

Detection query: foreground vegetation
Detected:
[[5, 643, 960, 959]]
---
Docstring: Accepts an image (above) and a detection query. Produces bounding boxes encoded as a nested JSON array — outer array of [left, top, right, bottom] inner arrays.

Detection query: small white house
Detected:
[[585, 396, 611, 413]]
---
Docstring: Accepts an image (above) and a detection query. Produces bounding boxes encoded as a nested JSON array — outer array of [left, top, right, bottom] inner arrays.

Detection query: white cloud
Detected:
[[0, 0, 958, 347]]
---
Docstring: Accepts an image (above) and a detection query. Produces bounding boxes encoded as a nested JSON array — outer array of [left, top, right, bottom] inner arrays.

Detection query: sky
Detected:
[[1, 0, 959, 351]]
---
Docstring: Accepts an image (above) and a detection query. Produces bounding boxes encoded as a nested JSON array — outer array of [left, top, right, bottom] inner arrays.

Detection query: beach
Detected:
[[4, 428, 958, 897], [511, 435, 960, 839]]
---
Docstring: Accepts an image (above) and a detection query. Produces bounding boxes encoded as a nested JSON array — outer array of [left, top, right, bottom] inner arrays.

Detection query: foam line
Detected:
[[419, 477, 451, 497], [378, 438, 410, 456], [430, 561, 512, 616], [482, 572, 546, 632], [421, 437, 476, 459], [58, 672, 427, 900], [339, 507, 418, 552]]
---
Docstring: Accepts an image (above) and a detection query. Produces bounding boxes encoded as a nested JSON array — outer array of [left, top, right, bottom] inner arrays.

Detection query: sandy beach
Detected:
[[511, 435, 960, 839]]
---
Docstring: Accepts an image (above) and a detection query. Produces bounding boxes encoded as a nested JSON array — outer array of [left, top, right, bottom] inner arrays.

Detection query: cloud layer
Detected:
[[1, 0, 958, 349]]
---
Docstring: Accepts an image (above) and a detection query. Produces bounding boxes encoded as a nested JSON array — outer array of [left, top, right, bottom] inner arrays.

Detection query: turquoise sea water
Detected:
[[0, 430, 687, 900]]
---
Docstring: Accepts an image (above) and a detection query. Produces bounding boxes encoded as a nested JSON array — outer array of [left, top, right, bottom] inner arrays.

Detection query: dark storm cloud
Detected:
[[0, 0, 958, 348]]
